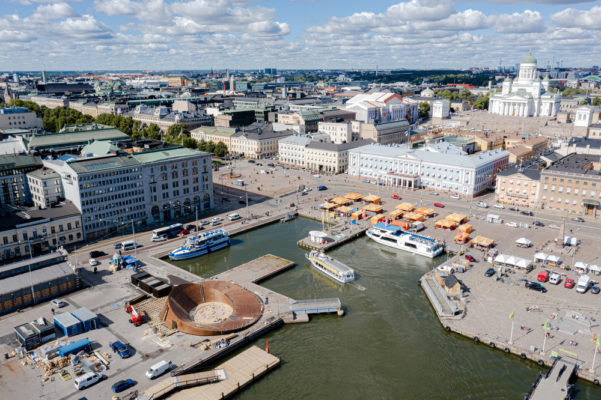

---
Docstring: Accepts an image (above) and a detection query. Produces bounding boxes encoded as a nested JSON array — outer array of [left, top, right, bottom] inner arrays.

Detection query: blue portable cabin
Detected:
[[54, 312, 83, 337], [70, 307, 99, 332], [58, 338, 91, 358]]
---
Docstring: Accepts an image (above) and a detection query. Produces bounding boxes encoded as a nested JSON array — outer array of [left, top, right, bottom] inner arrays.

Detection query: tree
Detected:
[[579, 99, 590, 106], [205, 141, 216, 154], [214, 142, 228, 157], [197, 139, 207, 152], [418, 102, 430, 118], [474, 94, 490, 110], [593, 97, 601, 106]]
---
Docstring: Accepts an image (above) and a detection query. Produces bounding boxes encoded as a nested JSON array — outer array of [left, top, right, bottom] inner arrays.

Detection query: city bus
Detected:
[[152, 223, 183, 241]]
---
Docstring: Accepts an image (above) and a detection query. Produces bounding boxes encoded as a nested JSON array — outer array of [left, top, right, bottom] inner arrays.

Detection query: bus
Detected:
[[152, 223, 183, 241]]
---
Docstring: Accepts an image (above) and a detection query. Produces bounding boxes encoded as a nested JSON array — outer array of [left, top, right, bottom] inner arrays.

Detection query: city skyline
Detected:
[[1, 0, 601, 71]]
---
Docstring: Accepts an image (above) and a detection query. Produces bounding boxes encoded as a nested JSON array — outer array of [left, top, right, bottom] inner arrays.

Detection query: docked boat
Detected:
[[280, 214, 296, 222], [168, 229, 230, 260], [305, 250, 355, 283], [366, 223, 444, 258]]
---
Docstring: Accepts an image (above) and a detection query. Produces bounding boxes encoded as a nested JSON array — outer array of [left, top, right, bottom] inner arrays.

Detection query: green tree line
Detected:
[[11, 99, 229, 156]]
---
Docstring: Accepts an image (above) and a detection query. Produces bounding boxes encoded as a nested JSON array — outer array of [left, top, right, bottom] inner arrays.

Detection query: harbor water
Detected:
[[170, 218, 601, 399]]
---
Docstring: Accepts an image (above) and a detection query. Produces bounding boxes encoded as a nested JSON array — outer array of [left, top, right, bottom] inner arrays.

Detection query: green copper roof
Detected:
[[131, 147, 210, 164]]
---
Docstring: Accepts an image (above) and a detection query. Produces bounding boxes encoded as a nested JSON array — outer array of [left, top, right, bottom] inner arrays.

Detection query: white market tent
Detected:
[[515, 238, 532, 247], [563, 236, 579, 246], [574, 261, 588, 272], [516, 258, 533, 269], [547, 255, 561, 264], [494, 254, 508, 264], [589, 264, 601, 275], [494, 254, 531, 269], [534, 252, 548, 263]]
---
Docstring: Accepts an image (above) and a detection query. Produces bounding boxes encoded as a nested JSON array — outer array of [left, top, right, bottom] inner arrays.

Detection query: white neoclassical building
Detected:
[[489, 52, 561, 117]]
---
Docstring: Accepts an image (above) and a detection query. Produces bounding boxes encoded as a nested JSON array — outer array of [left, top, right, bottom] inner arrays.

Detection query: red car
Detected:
[[564, 278, 575, 289], [434, 202, 445, 208], [391, 194, 401, 200], [178, 229, 190, 236], [465, 255, 476, 262]]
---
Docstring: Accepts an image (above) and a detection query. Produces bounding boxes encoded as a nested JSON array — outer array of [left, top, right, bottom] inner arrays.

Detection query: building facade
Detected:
[[27, 168, 63, 209], [0, 202, 82, 261], [0, 106, 43, 131], [539, 153, 601, 216], [348, 143, 508, 196], [488, 52, 561, 117], [44, 147, 213, 240], [305, 140, 371, 174], [495, 167, 541, 208], [0, 154, 41, 207], [317, 121, 353, 144], [278, 135, 312, 168]]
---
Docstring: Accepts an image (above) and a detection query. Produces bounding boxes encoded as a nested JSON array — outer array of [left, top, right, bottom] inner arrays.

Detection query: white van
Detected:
[[411, 221, 425, 232], [73, 372, 103, 390], [477, 201, 488, 208], [576, 275, 591, 293], [227, 213, 241, 221], [121, 240, 140, 251], [146, 360, 172, 379], [549, 273, 561, 285]]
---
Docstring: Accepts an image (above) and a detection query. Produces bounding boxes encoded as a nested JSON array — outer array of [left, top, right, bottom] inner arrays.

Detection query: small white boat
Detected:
[[280, 214, 296, 222], [305, 250, 355, 283]]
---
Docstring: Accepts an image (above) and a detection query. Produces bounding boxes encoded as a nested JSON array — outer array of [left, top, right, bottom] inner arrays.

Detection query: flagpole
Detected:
[[591, 337, 599, 373], [541, 320, 549, 355], [509, 320, 514, 345]]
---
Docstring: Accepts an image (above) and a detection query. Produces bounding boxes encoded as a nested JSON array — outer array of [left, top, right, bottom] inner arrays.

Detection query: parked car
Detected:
[[89, 250, 105, 258], [88, 258, 99, 266], [185, 224, 197, 231], [484, 268, 495, 277], [430, 192, 439, 196], [391, 194, 401, 200], [256, 162, 263, 166], [533, 221, 544, 227], [572, 217, 585, 223], [521, 211, 534, 216], [211, 217, 223, 222], [110, 341, 132, 359], [51, 299, 67, 308], [509, 207, 519, 212], [537, 270, 549, 282], [111, 379, 136, 393], [525, 281, 547, 293], [200, 220, 210, 226], [152, 235, 167, 242], [248, 160, 255, 163], [465, 254, 476, 262], [505, 222, 518, 228], [317, 185, 328, 191], [564, 278, 575, 289], [178, 229, 190, 236], [591, 286, 600, 295], [211, 221, 221, 226], [450, 194, 460, 199], [267, 163, 275, 167], [433, 202, 445, 208], [113, 243, 122, 249], [549, 273, 561, 285], [477, 201, 488, 208], [493, 204, 504, 209]]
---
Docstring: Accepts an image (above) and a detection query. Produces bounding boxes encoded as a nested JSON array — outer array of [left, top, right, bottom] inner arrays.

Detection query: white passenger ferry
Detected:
[[305, 250, 355, 283], [168, 229, 230, 261], [366, 223, 444, 258]]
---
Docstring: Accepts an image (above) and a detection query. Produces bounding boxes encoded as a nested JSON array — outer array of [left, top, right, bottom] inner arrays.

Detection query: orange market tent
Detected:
[[435, 219, 457, 229], [404, 212, 424, 222], [330, 196, 351, 205], [470, 235, 494, 249], [351, 210, 365, 220], [363, 203, 384, 213], [363, 194, 381, 204], [388, 209, 404, 220], [446, 213, 468, 224], [345, 192, 363, 201], [395, 202, 415, 212], [337, 206, 354, 215], [391, 220, 410, 230], [455, 231, 470, 244], [370, 214, 386, 225], [320, 202, 337, 210], [415, 206, 435, 217], [458, 223, 472, 234]]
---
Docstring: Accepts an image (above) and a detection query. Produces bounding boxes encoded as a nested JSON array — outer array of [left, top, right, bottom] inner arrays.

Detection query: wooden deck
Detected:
[[211, 254, 295, 284], [138, 370, 225, 400], [168, 346, 280, 400]]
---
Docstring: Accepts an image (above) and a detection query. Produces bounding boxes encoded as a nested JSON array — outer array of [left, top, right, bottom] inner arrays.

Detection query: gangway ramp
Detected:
[[137, 369, 225, 400], [528, 359, 576, 400], [290, 298, 343, 316]]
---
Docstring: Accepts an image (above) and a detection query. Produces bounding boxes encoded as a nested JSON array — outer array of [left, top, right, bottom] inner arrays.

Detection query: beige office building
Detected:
[[495, 167, 541, 208]]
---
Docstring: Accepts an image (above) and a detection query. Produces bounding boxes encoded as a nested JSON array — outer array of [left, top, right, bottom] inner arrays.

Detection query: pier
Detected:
[[138, 369, 225, 400], [168, 346, 280, 400], [527, 359, 576, 400], [297, 223, 368, 252], [211, 254, 295, 284], [290, 298, 344, 316]]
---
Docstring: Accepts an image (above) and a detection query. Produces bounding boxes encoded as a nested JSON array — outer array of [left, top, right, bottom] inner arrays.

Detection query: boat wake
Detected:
[[351, 282, 366, 291]]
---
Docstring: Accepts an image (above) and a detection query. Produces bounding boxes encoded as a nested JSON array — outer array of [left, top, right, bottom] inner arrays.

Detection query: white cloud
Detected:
[[386, 0, 454, 21], [492, 10, 545, 33], [551, 6, 601, 29], [32, 3, 78, 20]]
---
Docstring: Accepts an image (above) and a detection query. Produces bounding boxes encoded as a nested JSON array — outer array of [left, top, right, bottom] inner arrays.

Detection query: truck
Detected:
[[126, 305, 144, 326], [576, 275, 591, 293]]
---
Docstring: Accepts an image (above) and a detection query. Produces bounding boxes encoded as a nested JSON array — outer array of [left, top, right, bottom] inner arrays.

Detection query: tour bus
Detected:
[[121, 240, 140, 251], [152, 223, 183, 241]]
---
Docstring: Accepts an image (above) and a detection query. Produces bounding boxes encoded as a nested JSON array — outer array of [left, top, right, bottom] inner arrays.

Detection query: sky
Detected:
[[1, 0, 601, 71]]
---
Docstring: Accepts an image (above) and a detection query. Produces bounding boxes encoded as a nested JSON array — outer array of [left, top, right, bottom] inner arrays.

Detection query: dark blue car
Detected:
[[111, 379, 136, 393], [110, 341, 132, 358], [317, 185, 327, 191]]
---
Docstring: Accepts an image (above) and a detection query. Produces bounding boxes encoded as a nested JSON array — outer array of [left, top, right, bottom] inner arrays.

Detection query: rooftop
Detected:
[[0, 154, 41, 171], [132, 147, 210, 164], [27, 124, 129, 150], [0, 261, 75, 295], [497, 165, 541, 180], [0, 106, 31, 115], [307, 139, 373, 151], [27, 168, 59, 180], [0, 201, 80, 231], [545, 153, 601, 176]]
